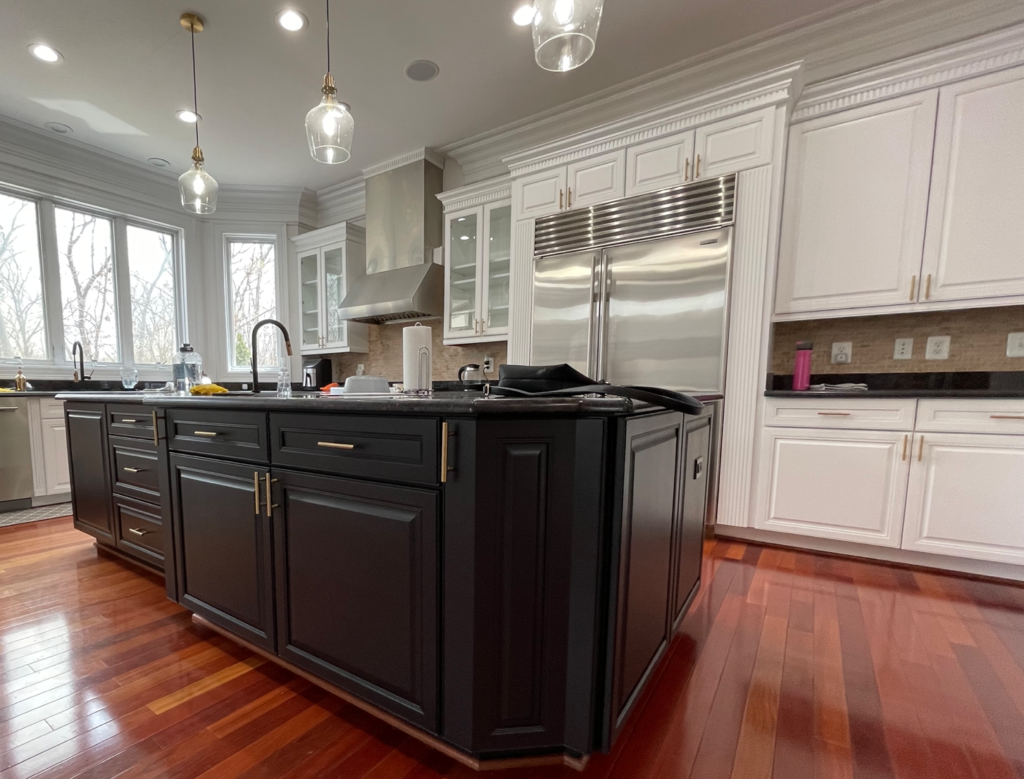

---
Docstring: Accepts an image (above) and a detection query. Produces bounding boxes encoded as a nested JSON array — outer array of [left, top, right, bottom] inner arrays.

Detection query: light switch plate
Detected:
[[1008, 333, 1024, 358], [831, 342, 852, 364], [926, 335, 951, 360], [894, 338, 914, 360]]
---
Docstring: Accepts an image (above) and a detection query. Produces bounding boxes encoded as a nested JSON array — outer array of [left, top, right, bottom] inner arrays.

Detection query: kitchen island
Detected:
[[59, 390, 715, 770]]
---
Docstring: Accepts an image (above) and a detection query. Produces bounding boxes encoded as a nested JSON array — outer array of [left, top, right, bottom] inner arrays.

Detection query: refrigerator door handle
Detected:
[[588, 254, 601, 378], [597, 250, 612, 382]]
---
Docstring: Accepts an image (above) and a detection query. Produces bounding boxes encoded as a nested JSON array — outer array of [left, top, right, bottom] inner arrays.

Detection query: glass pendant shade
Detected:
[[178, 147, 219, 214], [533, 0, 604, 72], [306, 75, 354, 164]]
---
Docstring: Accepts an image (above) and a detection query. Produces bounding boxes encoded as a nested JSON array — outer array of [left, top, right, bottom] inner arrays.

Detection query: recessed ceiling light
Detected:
[[44, 121, 72, 134], [29, 44, 63, 63], [405, 60, 440, 82], [147, 157, 171, 168], [176, 110, 201, 123], [512, 5, 537, 26], [276, 10, 307, 31]]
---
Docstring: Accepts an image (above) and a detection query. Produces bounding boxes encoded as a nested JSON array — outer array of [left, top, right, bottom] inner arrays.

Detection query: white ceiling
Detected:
[[0, 0, 871, 190]]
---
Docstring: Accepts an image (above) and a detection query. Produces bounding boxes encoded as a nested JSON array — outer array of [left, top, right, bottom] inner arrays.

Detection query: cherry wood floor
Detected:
[[2, 518, 1024, 779]]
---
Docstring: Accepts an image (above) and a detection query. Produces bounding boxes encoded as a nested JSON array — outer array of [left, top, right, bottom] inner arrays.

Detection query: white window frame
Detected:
[[221, 230, 287, 376]]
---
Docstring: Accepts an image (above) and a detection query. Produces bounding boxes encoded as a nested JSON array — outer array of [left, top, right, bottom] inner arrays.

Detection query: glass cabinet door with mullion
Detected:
[[481, 201, 512, 336], [445, 207, 482, 340], [320, 242, 349, 350], [299, 249, 324, 352]]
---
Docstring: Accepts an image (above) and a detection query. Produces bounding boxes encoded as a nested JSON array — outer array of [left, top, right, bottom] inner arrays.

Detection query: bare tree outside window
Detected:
[[127, 226, 177, 365], [0, 194, 47, 360], [228, 240, 279, 370], [56, 208, 119, 363]]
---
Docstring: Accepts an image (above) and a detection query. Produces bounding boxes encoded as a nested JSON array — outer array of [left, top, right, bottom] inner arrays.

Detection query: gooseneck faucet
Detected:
[[250, 319, 293, 394], [71, 341, 85, 383]]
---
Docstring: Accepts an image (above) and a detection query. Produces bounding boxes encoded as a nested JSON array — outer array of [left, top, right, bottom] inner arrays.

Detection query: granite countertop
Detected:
[[766, 389, 1024, 399], [766, 371, 1024, 399], [56, 391, 152, 403], [0, 391, 61, 397]]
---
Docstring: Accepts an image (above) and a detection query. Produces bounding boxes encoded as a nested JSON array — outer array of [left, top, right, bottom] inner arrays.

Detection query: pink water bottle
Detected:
[[793, 342, 813, 391]]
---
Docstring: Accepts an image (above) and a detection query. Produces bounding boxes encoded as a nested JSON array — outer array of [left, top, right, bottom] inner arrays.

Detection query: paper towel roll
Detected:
[[402, 324, 432, 392]]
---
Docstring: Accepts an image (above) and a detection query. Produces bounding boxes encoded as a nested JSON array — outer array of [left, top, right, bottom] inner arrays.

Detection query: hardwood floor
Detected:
[[2, 518, 1024, 779]]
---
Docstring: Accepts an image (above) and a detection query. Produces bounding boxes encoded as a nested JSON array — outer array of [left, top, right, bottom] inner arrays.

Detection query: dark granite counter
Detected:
[[766, 371, 1024, 399], [766, 389, 1024, 399], [56, 391, 152, 403]]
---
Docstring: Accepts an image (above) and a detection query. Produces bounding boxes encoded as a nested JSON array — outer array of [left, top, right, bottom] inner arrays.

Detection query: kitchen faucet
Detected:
[[71, 341, 86, 383], [250, 319, 293, 394]]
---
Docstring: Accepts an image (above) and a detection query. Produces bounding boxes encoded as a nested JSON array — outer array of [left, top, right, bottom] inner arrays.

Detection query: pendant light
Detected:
[[533, 0, 605, 72], [177, 13, 218, 214], [305, 0, 354, 164]]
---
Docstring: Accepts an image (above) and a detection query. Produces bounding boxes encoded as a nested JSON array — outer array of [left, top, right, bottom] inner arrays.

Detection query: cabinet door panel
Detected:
[[775, 93, 937, 314], [567, 150, 626, 209], [625, 132, 695, 196], [445, 206, 482, 340], [757, 427, 911, 547], [515, 168, 567, 221], [922, 67, 1024, 301], [274, 470, 438, 731], [903, 433, 1024, 565], [673, 415, 710, 628], [66, 404, 113, 540], [693, 107, 774, 179], [171, 454, 275, 650], [41, 417, 70, 494], [481, 202, 512, 334], [321, 243, 350, 349], [299, 249, 322, 351]]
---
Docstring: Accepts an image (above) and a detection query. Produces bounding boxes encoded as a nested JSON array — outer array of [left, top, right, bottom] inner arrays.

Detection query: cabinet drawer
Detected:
[[113, 494, 164, 565], [916, 399, 1024, 434], [167, 409, 268, 463], [110, 438, 160, 501], [271, 413, 439, 485], [764, 397, 917, 431], [108, 405, 156, 442], [39, 398, 65, 420]]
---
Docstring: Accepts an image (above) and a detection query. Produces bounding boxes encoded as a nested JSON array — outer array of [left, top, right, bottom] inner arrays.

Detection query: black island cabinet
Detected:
[[61, 392, 715, 768]]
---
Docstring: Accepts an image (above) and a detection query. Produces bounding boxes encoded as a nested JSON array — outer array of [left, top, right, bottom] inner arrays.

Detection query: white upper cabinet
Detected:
[[626, 132, 695, 197], [514, 167, 568, 221], [693, 106, 775, 181], [902, 433, 1024, 565], [566, 150, 626, 210], [921, 66, 1024, 302], [775, 92, 939, 315]]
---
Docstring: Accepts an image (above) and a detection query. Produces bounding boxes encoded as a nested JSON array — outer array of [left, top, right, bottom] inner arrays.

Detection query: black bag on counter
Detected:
[[489, 364, 705, 415]]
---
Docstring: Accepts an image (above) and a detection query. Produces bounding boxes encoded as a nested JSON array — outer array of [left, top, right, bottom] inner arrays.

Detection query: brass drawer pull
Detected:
[[817, 412, 852, 416], [265, 473, 278, 518], [254, 472, 260, 514], [695, 154, 701, 178], [441, 422, 449, 484], [123, 467, 142, 473], [128, 527, 149, 536], [991, 415, 1024, 420], [318, 441, 355, 450], [121, 419, 137, 424], [684, 157, 690, 181], [193, 431, 218, 437], [925, 274, 932, 300], [910, 275, 917, 301], [152, 411, 159, 446], [901, 435, 908, 461], [918, 435, 925, 462]]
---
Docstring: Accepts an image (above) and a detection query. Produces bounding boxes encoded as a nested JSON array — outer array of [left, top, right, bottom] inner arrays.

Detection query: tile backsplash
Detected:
[[772, 306, 1024, 375], [332, 324, 508, 383]]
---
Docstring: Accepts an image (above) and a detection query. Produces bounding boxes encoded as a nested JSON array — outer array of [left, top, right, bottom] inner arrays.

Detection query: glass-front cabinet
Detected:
[[291, 224, 369, 356], [440, 181, 513, 345]]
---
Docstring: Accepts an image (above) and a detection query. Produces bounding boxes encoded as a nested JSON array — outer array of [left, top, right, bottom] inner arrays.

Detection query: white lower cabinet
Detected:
[[757, 427, 910, 547], [28, 398, 70, 499], [902, 433, 1024, 565]]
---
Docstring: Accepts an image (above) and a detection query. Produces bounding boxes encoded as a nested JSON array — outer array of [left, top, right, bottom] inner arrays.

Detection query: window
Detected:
[[227, 239, 278, 370], [56, 208, 119, 363], [127, 225, 177, 365], [0, 193, 47, 360]]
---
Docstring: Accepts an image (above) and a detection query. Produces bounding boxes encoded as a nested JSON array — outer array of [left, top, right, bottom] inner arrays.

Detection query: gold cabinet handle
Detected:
[[684, 157, 690, 181], [265, 473, 278, 518], [121, 419, 137, 424], [152, 411, 159, 446], [193, 431, 218, 437], [317, 441, 355, 450], [254, 472, 261, 514], [817, 412, 851, 416], [991, 415, 1024, 420], [902, 435, 908, 461], [910, 275, 917, 301], [128, 527, 149, 536], [123, 467, 142, 473], [695, 154, 701, 178], [918, 435, 925, 462], [568, 187, 573, 208], [559, 189, 564, 209], [925, 274, 932, 300], [441, 422, 449, 484]]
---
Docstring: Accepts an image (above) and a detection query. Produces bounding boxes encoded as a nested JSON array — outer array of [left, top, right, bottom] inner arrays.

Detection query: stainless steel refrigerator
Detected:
[[531, 175, 735, 394]]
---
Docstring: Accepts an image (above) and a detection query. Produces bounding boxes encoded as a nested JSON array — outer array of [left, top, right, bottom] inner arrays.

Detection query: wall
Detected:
[[771, 306, 1024, 375], [332, 325, 507, 384]]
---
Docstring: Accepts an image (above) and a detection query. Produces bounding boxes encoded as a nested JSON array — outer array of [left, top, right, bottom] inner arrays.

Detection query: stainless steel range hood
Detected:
[[337, 157, 445, 324]]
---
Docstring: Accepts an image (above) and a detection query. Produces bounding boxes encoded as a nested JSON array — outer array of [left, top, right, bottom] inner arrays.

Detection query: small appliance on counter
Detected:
[[458, 363, 486, 391], [302, 357, 332, 390]]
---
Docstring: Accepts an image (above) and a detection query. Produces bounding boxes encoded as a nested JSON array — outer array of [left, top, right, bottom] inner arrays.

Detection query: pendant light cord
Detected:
[[190, 22, 200, 149], [326, 0, 331, 74]]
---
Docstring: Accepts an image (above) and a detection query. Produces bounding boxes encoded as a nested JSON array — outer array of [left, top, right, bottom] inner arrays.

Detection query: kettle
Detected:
[[458, 363, 486, 389]]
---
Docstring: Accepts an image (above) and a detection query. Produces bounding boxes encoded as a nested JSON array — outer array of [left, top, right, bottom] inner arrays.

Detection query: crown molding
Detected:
[[440, 0, 1024, 184], [792, 23, 1024, 121], [503, 65, 800, 176], [361, 148, 445, 179], [291, 220, 364, 250], [212, 185, 313, 224], [315, 177, 365, 227], [436, 175, 512, 212]]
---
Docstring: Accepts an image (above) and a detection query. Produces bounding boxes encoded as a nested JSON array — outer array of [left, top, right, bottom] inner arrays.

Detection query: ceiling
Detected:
[[0, 0, 871, 191]]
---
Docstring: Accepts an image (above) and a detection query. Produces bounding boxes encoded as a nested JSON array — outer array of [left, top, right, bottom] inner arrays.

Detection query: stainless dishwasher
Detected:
[[0, 398, 33, 506]]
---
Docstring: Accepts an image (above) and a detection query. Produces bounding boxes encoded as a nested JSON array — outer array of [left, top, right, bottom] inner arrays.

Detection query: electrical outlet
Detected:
[[483, 355, 494, 373], [831, 342, 852, 364], [1008, 332, 1024, 358], [894, 338, 914, 360], [926, 335, 951, 360], [357, 364, 365, 374]]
